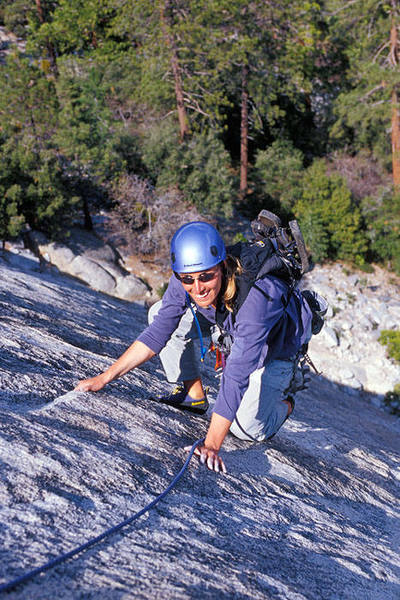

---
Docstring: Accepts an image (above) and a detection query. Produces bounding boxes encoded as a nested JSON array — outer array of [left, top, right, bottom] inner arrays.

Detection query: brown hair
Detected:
[[222, 254, 243, 312]]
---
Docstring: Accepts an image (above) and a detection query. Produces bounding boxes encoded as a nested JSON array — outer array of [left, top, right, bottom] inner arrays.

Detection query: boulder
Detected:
[[346, 273, 359, 286], [340, 366, 355, 381], [366, 307, 385, 326], [24, 228, 151, 302], [380, 315, 398, 330], [320, 326, 339, 347], [359, 315, 372, 331], [339, 337, 351, 351], [325, 304, 334, 318], [40, 242, 76, 272], [351, 365, 368, 387], [62, 227, 120, 264], [69, 256, 116, 294], [340, 318, 353, 331], [310, 283, 337, 303], [388, 304, 400, 321], [115, 273, 150, 301]]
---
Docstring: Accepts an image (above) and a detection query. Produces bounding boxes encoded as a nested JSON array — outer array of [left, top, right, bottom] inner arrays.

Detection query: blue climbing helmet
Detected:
[[170, 221, 226, 273]]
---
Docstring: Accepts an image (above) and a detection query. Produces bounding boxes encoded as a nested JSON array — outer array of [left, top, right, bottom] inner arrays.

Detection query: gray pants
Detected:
[[149, 301, 299, 442]]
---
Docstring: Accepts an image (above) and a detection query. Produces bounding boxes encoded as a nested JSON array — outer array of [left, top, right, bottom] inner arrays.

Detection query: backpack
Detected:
[[249, 209, 310, 281], [223, 210, 309, 316], [213, 210, 327, 350]]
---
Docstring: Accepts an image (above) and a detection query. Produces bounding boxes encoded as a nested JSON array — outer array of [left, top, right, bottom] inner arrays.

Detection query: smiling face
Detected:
[[178, 264, 223, 308]]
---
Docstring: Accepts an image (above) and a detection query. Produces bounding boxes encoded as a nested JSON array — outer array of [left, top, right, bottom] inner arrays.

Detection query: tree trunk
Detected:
[[391, 89, 400, 187], [160, 1, 189, 141], [83, 197, 93, 231], [170, 45, 189, 142], [390, 10, 400, 187], [240, 63, 249, 200], [35, 0, 58, 76]]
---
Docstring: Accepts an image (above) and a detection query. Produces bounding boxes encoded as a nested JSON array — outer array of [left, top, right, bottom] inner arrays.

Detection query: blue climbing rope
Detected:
[[185, 292, 207, 361], [0, 439, 204, 594]]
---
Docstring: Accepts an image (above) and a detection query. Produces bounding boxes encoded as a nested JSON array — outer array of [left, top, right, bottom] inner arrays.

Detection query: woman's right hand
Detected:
[[73, 341, 155, 394], [74, 373, 108, 392]]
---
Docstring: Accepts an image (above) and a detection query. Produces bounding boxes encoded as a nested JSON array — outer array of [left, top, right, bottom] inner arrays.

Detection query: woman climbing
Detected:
[[75, 221, 314, 473]]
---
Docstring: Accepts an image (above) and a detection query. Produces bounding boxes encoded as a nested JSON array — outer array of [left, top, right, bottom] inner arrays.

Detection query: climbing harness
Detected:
[[0, 439, 204, 594], [185, 294, 229, 371]]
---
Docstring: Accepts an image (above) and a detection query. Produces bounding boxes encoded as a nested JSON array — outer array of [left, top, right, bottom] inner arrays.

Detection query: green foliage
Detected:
[[232, 232, 248, 243], [28, 0, 116, 56], [0, 0, 32, 38], [53, 58, 128, 226], [379, 330, 400, 363], [252, 140, 305, 218], [0, 183, 25, 242], [0, 0, 396, 257], [23, 156, 80, 233], [143, 122, 235, 217], [112, 132, 146, 176], [141, 119, 177, 183], [156, 282, 169, 299], [294, 159, 367, 263], [328, 0, 396, 166], [55, 59, 124, 179], [383, 384, 400, 416], [197, 0, 326, 129], [0, 139, 79, 237], [0, 53, 58, 147], [108, 0, 328, 147], [0, 53, 79, 236], [363, 192, 400, 275], [107, 0, 183, 116], [359, 263, 375, 274]]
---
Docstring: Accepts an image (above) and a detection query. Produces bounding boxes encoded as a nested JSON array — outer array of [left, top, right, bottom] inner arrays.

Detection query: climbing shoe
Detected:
[[153, 385, 209, 415]]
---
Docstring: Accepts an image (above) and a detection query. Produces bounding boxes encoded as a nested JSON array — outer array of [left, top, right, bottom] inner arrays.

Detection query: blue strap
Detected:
[[185, 292, 207, 362]]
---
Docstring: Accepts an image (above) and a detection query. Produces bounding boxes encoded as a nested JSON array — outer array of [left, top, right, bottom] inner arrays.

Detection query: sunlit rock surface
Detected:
[[0, 252, 399, 599]]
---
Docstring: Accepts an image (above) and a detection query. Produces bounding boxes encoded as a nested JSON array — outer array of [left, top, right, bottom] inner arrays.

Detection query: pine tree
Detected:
[[0, 181, 25, 247], [0, 0, 32, 38], [0, 53, 79, 236], [54, 58, 125, 229], [329, 0, 400, 186], [294, 159, 367, 263], [109, 0, 193, 140], [184, 0, 326, 200], [29, 0, 116, 56]]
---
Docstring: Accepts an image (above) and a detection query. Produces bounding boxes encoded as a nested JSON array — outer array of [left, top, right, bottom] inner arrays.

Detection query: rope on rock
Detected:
[[0, 438, 204, 594]]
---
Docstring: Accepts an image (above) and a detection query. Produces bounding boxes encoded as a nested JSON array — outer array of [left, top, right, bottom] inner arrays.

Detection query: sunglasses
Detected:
[[175, 270, 218, 285]]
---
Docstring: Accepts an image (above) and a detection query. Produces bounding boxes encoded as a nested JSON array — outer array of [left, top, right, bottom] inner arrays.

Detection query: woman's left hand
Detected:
[[186, 444, 227, 473]]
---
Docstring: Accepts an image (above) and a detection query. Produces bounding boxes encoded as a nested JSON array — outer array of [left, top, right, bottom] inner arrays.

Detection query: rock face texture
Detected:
[[0, 251, 399, 600]]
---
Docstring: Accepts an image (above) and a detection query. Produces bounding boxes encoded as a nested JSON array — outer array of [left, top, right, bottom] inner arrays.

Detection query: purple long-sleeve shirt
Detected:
[[138, 274, 313, 422]]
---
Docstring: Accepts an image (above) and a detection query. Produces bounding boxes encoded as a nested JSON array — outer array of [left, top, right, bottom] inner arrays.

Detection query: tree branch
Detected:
[[360, 83, 386, 101], [372, 40, 390, 63], [330, 0, 361, 16]]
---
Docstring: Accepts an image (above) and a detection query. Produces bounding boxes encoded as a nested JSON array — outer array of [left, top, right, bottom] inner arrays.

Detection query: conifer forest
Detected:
[[0, 0, 399, 273]]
